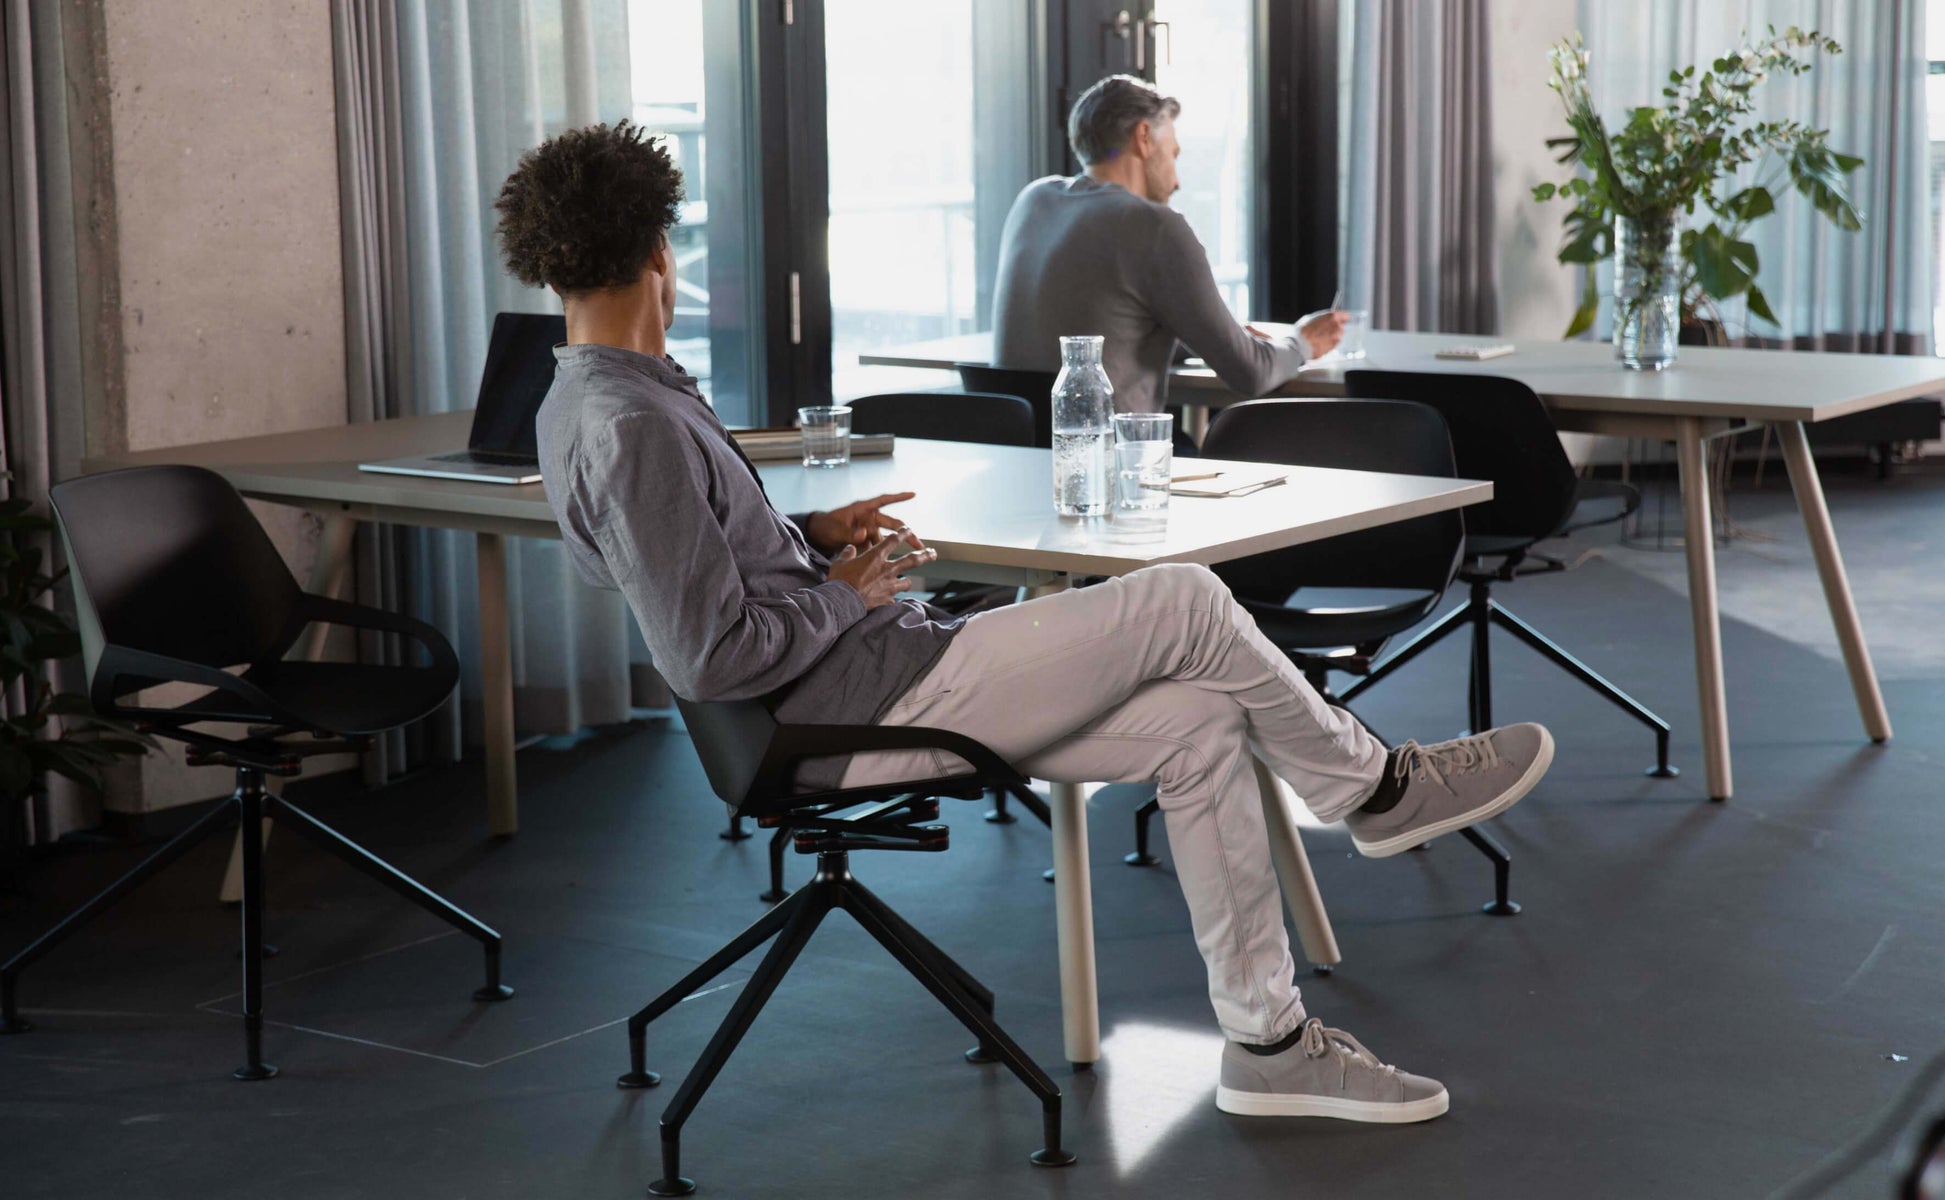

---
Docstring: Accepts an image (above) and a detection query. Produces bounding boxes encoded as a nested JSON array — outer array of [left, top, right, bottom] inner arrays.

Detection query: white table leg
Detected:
[[1048, 780, 1100, 1067], [1252, 758, 1339, 968], [220, 514, 359, 903], [1776, 421, 1892, 743], [477, 533, 518, 836], [1676, 418, 1733, 800]]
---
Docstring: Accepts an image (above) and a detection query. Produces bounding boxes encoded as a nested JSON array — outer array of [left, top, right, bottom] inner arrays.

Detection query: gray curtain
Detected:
[[1577, 0, 1932, 353], [331, 0, 657, 762], [1, 0, 93, 841], [1342, 0, 1501, 335]]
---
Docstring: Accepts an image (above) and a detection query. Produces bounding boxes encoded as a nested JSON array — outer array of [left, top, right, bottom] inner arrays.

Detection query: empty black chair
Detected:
[[956, 365, 1057, 448], [848, 390, 1036, 449], [616, 696, 1074, 1194], [2, 466, 511, 1079], [836, 389, 1050, 847], [1341, 370, 1673, 775], [1124, 399, 1517, 913]]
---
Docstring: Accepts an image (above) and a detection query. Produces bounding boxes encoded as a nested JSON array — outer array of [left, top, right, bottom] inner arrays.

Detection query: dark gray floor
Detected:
[[5, 468, 1945, 1200]]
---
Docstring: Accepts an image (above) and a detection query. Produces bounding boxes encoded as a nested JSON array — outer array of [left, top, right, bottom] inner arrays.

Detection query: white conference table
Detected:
[[90, 412, 1491, 1066], [861, 328, 1945, 800]]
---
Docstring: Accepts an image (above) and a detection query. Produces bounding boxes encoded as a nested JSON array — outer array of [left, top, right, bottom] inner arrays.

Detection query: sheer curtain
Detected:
[[1340, 0, 1500, 334], [361, 1, 655, 757], [1577, 0, 1931, 352]]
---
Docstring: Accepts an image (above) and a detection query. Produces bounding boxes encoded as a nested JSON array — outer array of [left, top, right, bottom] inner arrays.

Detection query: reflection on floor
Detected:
[[3, 467, 1944, 1199]]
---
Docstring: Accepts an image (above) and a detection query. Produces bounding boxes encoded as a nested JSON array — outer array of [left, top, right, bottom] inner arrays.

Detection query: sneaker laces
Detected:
[[1297, 1017, 1398, 1089], [1391, 733, 1502, 795]]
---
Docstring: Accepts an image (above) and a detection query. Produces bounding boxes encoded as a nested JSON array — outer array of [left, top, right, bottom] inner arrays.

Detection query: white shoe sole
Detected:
[[1216, 1083, 1451, 1123], [1352, 727, 1555, 859]]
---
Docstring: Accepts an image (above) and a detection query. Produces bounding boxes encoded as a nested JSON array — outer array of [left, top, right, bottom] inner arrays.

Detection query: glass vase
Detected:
[[1613, 214, 1681, 371]]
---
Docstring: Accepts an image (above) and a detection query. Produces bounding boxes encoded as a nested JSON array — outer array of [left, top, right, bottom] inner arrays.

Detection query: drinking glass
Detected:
[[1339, 309, 1371, 359], [798, 405, 853, 468], [1112, 412, 1173, 514]]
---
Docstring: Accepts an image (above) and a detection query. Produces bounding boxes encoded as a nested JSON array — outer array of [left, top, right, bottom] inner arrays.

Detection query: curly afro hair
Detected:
[[494, 120, 684, 294]]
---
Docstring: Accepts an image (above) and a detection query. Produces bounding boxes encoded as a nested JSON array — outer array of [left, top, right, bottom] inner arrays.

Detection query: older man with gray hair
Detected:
[[993, 75, 1344, 417]]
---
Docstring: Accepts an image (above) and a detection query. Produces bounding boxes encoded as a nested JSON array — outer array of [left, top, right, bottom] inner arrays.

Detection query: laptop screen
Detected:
[[468, 312, 567, 456]]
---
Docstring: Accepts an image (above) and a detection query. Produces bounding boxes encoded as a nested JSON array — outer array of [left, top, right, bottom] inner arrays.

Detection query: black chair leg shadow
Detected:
[[0, 767, 512, 1078], [620, 849, 1075, 1194]]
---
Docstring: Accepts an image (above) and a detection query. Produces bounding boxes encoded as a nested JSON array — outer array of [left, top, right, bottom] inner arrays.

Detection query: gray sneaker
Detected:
[[1343, 723, 1554, 859], [1216, 1018, 1449, 1122]]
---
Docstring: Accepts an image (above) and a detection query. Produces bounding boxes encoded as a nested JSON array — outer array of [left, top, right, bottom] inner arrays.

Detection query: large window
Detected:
[[1153, 0, 1255, 319]]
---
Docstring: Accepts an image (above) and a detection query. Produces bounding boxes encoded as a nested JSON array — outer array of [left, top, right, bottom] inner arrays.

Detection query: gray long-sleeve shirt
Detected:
[[536, 344, 960, 786], [992, 174, 1308, 413]]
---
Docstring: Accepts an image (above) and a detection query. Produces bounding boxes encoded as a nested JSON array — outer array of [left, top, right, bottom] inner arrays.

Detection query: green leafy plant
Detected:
[[1532, 26, 1864, 339], [0, 496, 152, 808]]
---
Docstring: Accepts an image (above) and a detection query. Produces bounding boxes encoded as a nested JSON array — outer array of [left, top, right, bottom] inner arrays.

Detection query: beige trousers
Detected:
[[840, 562, 1386, 1042]]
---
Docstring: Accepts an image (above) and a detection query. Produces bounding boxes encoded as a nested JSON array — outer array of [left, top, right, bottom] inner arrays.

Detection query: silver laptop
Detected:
[[359, 312, 564, 484]]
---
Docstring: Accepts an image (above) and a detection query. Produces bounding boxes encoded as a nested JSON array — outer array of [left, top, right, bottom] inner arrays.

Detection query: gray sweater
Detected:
[[536, 344, 960, 785], [992, 175, 1308, 413]]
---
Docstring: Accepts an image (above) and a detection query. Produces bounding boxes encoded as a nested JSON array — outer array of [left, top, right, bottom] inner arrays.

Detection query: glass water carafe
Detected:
[[1051, 335, 1114, 516]]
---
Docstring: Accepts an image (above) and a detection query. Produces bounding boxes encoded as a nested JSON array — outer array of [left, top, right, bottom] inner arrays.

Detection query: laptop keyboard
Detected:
[[428, 450, 538, 466]]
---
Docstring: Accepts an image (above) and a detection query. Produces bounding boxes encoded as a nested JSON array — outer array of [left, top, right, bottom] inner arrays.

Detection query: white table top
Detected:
[[90, 410, 1491, 577], [859, 328, 1945, 424]]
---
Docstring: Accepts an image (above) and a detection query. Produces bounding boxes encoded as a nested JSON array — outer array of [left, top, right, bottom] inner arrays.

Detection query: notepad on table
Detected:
[[1169, 466, 1288, 498]]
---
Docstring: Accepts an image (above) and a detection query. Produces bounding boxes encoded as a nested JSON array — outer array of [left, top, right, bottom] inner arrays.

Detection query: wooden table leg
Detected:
[[1776, 421, 1892, 743], [1252, 758, 1339, 969], [221, 514, 359, 903], [1676, 418, 1733, 800], [477, 533, 518, 836], [1049, 780, 1101, 1067]]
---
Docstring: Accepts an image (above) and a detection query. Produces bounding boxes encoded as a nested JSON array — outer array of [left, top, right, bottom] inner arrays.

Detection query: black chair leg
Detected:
[[266, 794, 514, 1001], [1, 790, 238, 1035], [1126, 796, 1161, 866], [619, 887, 808, 1089], [759, 826, 790, 903], [720, 813, 751, 841], [1470, 585, 1494, 733], [235, 773, 277, 1080], [1487, 603, 1678, 778], [1459, 826, 1520, 916], [1338, 597, 1474, 705], [983, 787, 1015, 823], [843, 879, 1001, 1062], [648, 892, 831, 1196], [840, 881, 1075, 1168]]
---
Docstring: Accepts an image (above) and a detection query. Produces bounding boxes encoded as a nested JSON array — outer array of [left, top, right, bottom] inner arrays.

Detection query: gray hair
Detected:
[[1067, 74, 1181, 166]]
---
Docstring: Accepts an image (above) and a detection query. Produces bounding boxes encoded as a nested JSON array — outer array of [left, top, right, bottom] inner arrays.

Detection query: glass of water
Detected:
[[1112, 412, 1172, 515], [798, 405, 853, 468], [1338, 309, 1371, 359]]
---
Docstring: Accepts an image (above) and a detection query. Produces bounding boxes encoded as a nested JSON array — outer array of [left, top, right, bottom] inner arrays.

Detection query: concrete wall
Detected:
[[79, 0, 349, 813]]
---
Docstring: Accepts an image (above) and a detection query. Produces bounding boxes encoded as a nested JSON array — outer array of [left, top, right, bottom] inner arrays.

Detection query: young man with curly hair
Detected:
[[508, 121, 1554, 1124]]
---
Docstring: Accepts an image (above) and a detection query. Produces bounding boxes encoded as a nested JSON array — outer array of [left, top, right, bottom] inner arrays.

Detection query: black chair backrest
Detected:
[[1201, 399, 1463, 601], [848, 391, 1036, 448], [675, 695, 783, 814], [955, 366, 1057, 448], [50, 466, 305, 690], [1342, 370, 1579, 542]]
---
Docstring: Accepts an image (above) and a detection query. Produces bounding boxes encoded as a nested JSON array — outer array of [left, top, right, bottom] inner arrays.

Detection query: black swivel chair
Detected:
[[848, 390, 1036, 450], [1341, 370, 1674, 776], [956, 365, 1057, 448], [1123, 399, 1519, 914], [1, 466, 511, 1079], [616, 696, 1075, 1195]]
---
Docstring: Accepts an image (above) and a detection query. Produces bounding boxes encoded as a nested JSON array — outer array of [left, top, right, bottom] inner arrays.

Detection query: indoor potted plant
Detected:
[[0, 495, 151, 860], [1533, 27, 1863, 368]]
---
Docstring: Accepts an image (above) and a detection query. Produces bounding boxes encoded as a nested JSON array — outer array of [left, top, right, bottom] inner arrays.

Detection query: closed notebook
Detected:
[[1169, 466, 1288, 498]]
